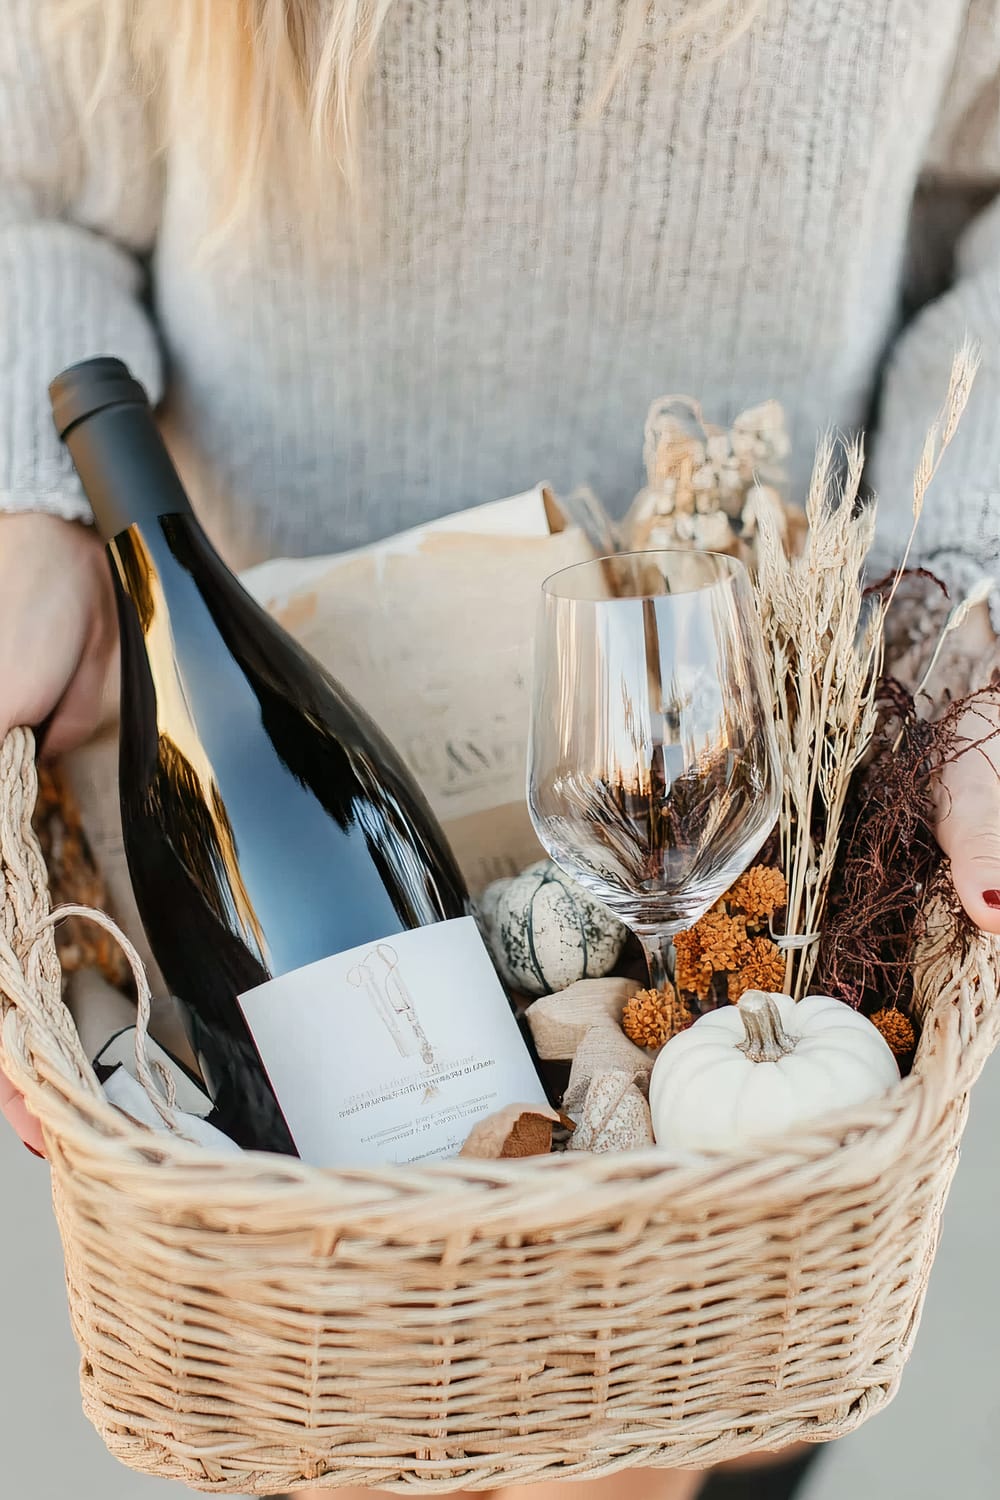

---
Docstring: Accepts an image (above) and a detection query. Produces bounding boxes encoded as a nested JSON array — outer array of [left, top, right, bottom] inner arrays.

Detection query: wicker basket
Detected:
[[2, 726, 999, 1494]]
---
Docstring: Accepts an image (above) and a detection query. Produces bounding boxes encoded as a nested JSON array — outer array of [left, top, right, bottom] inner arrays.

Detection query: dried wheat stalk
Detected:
[[753, 343, 980, 998]]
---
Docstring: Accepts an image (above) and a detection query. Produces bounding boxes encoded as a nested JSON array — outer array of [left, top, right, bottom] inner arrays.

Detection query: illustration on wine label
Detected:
[[346, 943, 435, 1067]]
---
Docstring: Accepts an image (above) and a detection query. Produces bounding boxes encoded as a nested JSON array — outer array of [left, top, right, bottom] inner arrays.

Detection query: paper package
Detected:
[[245, 483, 592, 891]]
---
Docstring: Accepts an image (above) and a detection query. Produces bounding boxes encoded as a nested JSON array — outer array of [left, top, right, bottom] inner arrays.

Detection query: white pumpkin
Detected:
[[649, 989, 900, 1154], [479, 860, 627, 997]]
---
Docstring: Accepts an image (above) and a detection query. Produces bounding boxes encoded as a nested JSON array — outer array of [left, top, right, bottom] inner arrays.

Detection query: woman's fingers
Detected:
[[934, 697, 1000, 935], [0, 1066, 45, 1155]]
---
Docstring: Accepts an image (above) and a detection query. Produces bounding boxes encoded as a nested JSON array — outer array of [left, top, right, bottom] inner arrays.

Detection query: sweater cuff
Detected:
[[0, 483, 93, 524], [869, 531, 1000, 633], [914, 545, 1000, 635], [0, 221, 163, 527]]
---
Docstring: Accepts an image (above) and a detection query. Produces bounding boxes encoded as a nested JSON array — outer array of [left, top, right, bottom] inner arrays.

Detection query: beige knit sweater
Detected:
[[2, 1, 1000, 596]]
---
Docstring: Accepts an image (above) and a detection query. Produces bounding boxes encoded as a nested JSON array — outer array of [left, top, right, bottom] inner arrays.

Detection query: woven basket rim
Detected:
[[3, 725, 999, 1225], [31, 1059, 930, 1176]]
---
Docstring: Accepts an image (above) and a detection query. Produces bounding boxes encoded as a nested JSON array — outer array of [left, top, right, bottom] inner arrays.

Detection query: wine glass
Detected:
[[527, 550, 782, 996]]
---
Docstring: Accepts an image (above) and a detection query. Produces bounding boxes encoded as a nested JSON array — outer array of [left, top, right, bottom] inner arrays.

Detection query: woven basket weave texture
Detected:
[[1, 727, 997, 1494]]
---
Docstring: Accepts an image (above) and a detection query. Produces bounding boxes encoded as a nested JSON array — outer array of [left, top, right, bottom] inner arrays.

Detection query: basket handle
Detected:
[[0, 728, 189, 1142], [44, 903, 185, 1128], [912, 889, 1000, 1098]]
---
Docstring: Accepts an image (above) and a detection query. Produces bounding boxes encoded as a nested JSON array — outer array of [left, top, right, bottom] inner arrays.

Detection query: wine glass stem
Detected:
[[635, 929, 675, 996]]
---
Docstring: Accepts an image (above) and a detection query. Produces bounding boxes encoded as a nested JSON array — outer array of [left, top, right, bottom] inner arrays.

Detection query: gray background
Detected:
[[2, 1053, 997, 1499]]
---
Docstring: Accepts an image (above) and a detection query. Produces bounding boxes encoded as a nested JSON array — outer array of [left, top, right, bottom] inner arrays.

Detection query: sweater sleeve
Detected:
[[870, 1, 1000, 614], [0, 0, 163, 522]]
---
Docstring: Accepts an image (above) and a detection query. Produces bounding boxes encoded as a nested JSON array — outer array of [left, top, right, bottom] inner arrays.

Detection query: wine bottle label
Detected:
[[237, 917, 547, 1167]]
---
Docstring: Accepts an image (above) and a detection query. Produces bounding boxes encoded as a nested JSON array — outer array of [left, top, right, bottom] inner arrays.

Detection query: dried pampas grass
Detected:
[[753, 342, 981, 998]]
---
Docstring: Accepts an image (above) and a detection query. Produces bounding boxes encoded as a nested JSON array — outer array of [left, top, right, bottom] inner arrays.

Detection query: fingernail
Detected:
[[983, 890, 1000, 909], [22, 1143, 43, 1159]]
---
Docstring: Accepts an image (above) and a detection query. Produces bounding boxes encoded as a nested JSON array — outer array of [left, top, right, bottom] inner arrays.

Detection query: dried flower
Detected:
[[674, 884, 783, 1005], [751, 349, 978, 999], [32, 764, 130, 990], [813, 676, 976, 1020], [620, 395, 793, 562], [870, 1008, 917, 1058], [690, 909, 751, 971], [727, 938, 787, 1002], [622, 988, 695, 1049], [728, 865, 788, 922], [673, 926, 711, 998]]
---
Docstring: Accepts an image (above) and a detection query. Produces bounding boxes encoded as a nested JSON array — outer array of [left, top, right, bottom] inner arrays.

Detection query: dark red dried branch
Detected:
[[815, 678, 982, 1022]]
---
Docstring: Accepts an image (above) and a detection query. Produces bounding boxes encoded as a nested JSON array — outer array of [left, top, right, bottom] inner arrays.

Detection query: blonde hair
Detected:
[[64, 1, 762, 241]]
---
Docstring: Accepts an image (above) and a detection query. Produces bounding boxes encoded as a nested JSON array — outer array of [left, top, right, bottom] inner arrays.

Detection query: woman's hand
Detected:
[[0, 1071, 44, 1155], [935, 692, 1000, 935], [0, 511, 119, 1153], [0, 513, 118, 756]]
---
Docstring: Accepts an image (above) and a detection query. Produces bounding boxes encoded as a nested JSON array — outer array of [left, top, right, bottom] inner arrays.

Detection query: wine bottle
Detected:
[[49, 357, 548, 1163]]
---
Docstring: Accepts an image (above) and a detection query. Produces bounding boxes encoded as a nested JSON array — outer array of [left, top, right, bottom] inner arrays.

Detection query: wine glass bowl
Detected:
[[527, 550, 781, 993]]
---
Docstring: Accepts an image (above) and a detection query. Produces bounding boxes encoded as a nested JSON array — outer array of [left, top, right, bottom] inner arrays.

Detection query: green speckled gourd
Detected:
[[480, 860, 627, 997]]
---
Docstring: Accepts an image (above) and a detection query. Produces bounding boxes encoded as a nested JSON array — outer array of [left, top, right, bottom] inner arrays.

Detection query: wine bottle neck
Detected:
[[64, 401, 194, 543], [49, 358, 194, 542]]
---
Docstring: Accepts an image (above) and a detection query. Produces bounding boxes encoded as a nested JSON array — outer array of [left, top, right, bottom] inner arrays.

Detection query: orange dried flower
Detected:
[[870, 1008, 917, 1057], [673, 926, 711, 998], [691, 909, 751, 971], [727, 938, 787, 1002], [674, 869, 789, 1007], [32, 765, 130, 989], [729, 865, 788, 923], [675, 911, 751, 1000], [622, 988, 695, 1048]]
